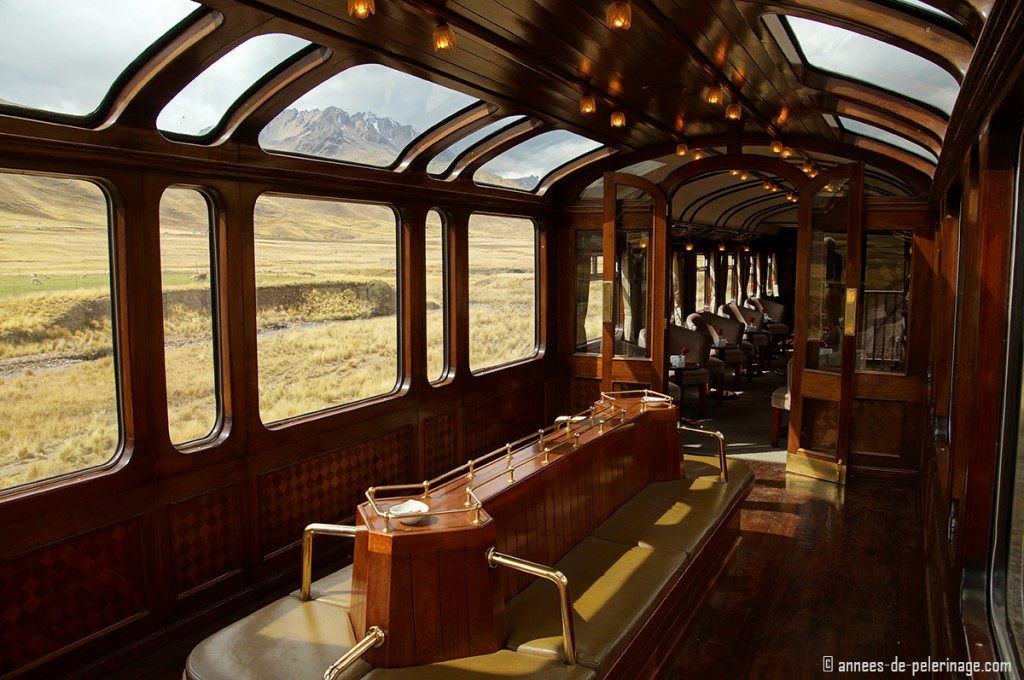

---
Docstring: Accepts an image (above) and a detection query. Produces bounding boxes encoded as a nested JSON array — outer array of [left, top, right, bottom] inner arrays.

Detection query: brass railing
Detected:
[[486, 548, 577, 665], [323, 626, 385, 680], [364, 391, 672, 532], [678, 423, 729, 483], [300, 523, 360, 601]]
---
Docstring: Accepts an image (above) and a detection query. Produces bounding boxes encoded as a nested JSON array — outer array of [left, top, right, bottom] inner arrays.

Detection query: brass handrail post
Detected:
[[300, 523, 359, 601], [677, 424, 729, 483], [486, 548, 577, 665], [323, 626, 385, 680]]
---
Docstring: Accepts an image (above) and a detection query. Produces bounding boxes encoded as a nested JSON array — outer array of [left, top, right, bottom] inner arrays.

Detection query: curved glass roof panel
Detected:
[[159, 33, 311, 137], [427, 116, 528, 176], [475, 130, 605, 191], [884, 0, 958, 23], [838, 116, 938, 162], [786, 16, 960, 115], [260, 63, 479, 167], [0, 0, 199, 117]]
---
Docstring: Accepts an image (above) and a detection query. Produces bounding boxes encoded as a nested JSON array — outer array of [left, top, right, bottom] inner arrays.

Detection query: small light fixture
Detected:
[[801, 160, 814, 175], [762, 180, 773, 191], [610, 110, 626, 127], [730, 169, 740, 177], [770, 183, 779, 192], [718, 241, 726, 252], [787, 192, 798, 202], [824, 182, 835, 193], [606, 0, 632, 29], [705, 84, 723, 105], [743, 244, 751, 252], [725, 102, 742, 120], [348, 0, 375, 18], [808, 167, 819, 178], [739, 171, 749, 180], [675, 142, 689, 156], [781, 147, 794, 159], [580, 94, 596, 115], [685, 240, 694, 251], [692, 149, 704, 160], [770, 140, 784, 154], [433, 19, 456, 52], [774, 107, 789, 126]]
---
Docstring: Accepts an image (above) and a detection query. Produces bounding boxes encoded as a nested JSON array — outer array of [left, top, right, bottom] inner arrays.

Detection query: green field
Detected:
[[0, 176, 536, 491]]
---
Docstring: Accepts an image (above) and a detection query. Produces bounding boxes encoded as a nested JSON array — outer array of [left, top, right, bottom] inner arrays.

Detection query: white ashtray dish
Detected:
[[642, 395, 671, 403], [390, 499, 429, 525]]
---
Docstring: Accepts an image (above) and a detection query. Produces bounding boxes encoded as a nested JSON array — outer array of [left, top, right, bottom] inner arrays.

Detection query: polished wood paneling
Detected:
[[465, 384, 546, 458], [422, 411, 459, 480], [170, 486, 242, 597], [0, 519, 146, 674]]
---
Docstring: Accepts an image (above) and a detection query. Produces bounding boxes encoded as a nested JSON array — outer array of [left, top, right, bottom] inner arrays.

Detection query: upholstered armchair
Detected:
[[666, 324, 714, 416], [720, 302, 769, 371], [748, 297, 790, 354], [688, 312, 748, 387]]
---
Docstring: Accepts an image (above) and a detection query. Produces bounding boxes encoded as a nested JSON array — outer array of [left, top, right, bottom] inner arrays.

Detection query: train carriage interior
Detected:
[[2, 0, 1024, 677]]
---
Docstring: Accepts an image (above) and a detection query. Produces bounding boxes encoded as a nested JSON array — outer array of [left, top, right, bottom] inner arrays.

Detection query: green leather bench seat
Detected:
[[290, 563, 353, 607], [361, 650, 597, 680], [184, 596, 369, 680], [505, 536, 688, 675], [590, 458, 753, 554]]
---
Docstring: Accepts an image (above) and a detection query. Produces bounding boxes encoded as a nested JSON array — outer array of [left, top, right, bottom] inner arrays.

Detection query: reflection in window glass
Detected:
[[883, 0, 958, 23], [254, 195, 398, 423], [427, 116, 527, 176], [160, 188, 218, 445], [0, 173, 118, 491], [857, 232, 910, 372], [159, 34, 310, 137], [575, 231, 603, 354], [426, 211, 446, 382], [0, 0, 198, 117], [839, 117, 937, 162], [615, 230, 649, 357], [476, 130, 604, 191], [805, 180, 851, 372], [261, 63, 478, 167], [469, 215, 537, 371], [786, 16, 960, 115]]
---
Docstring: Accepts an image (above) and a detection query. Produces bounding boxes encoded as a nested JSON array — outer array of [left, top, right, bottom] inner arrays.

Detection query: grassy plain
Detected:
[[0, 177, 536, 490]]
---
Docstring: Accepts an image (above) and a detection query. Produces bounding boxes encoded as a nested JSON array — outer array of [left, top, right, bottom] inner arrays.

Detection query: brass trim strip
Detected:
[[323, 626, 385, 680], [486, 548, 577, 665]]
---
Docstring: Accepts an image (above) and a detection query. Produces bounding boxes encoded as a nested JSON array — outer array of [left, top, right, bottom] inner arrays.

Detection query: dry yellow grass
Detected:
[[0, 176, 538, 491]]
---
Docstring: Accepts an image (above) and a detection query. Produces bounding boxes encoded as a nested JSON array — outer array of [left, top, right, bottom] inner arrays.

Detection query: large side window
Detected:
[[253, 195, 399, 423], [426, 210, 447, 383], [159, 187, 219, 446], [0, 172, 119, 491], [468, 214, 537, 371]]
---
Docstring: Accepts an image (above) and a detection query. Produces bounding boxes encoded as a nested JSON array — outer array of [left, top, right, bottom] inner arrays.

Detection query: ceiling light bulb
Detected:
[[685, 241, 694, 251], [730, 169, 740, 177], [770, 140, 784, 154], [787, 192, 797, 202], [348, 0, 375, 18], [725, 102, 742, 120], [743, 244, 751, 252], [802, 160, 814, 174], [610, 110, 626, 127], [825, 182, 835, 192], [781, 147, 794, 159], [739, 171, 749, 180], [705, 85, 723, 105], [762, 180, 773, 191], [692, 149, 704, 160], [580, 94, 596, 114], [606, 0, 632, 29], [433, 20, 456, 52], [718, 242, 726, 252], [676, 142, 689, 156]]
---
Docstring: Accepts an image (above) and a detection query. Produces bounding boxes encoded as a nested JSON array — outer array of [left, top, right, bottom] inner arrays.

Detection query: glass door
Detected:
[[788, 164, 864, 484]]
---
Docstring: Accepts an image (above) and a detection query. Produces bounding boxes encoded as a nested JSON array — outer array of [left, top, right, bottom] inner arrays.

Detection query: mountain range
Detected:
[[260, 107, 538, 190]]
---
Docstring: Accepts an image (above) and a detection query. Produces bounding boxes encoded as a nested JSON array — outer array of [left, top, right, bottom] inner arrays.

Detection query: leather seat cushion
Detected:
[[290, 564, 353, 607], [185, 597, 368, 680], [362, 650, 597, 680], [739, 340, 755, 356], [505, 536, 686, 674], [706, 356, 725, 374], [591, 460, 753, 555], [767, 322, 789, 336], [746, 333, 768, 347], [720, 348, 745, 363]]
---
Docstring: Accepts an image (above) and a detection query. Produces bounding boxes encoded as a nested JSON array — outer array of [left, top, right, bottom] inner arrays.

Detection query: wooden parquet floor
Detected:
[[663, 458, 931, 678]]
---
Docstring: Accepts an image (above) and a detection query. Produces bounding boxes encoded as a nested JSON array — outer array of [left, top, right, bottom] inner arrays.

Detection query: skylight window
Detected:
[[786, 16, 959, 115], [883, 0, 958, 23], [838, 117, 937, 162], [427, 116, 528, 176], [475, 130, 605, 192], [0, 0, 199, 117], [260, 64, 479, 168], [159, 34, 311, 137]]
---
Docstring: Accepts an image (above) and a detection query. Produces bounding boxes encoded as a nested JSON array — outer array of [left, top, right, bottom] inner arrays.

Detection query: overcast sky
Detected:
[[0, 0, 604, 178]]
